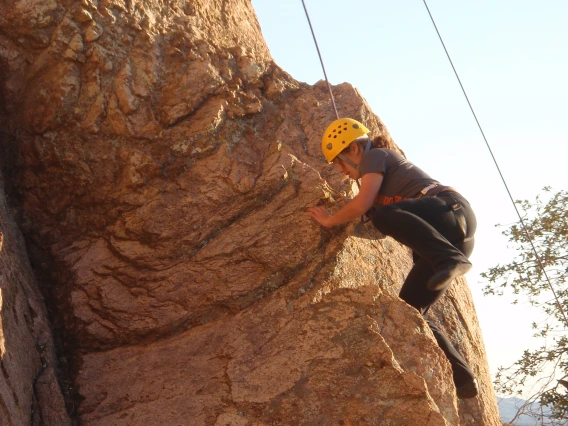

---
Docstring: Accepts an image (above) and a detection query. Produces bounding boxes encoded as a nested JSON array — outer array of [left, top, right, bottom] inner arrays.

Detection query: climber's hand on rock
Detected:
[[306, 206, 333, 228]]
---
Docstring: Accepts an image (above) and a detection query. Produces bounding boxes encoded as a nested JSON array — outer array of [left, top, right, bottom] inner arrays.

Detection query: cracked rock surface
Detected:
[[0, 0, 500, 424], [0, 177, 70, 425]]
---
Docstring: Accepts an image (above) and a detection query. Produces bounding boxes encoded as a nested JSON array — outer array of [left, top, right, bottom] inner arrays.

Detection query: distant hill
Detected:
[[497, 396, 567, 425]]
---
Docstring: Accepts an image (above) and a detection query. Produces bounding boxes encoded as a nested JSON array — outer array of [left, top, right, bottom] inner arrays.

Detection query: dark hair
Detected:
[[352, 133, 401, 155], [352, 134, 393, 149], [371, 134, 392, 149]]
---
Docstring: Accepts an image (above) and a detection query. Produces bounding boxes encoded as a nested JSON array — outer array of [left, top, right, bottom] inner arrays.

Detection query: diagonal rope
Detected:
[[300, 0, 340, 120], [421, 0, 568, 328]]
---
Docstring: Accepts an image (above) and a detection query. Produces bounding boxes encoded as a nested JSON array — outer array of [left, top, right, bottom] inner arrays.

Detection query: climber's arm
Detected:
[[306, 173, 383, 227]]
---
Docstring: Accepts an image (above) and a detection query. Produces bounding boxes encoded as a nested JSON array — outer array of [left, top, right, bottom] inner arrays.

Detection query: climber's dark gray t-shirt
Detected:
[[359, 148, 439, 205]]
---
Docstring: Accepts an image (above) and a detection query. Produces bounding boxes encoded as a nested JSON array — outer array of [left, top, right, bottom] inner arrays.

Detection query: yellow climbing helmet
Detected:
[[321, 118, 370, 162]]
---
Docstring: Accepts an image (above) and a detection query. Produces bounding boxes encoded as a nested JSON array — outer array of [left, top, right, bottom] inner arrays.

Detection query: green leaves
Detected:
[[484, 188, 568, 420]]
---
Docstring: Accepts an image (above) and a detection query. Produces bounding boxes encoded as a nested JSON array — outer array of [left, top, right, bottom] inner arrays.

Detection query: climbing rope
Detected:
[[300, 0, 340, 120], [421, 0, 568, 328]]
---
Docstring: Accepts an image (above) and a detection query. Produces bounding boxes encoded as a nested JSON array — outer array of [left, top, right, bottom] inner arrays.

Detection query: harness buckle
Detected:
[[417, 183, 439, 198]]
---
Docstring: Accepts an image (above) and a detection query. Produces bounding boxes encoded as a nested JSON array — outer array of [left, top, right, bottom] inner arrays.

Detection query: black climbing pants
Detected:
[[370, 191, 477, 388]]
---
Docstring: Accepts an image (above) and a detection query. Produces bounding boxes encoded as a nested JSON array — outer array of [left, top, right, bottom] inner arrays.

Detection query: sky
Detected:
[[250, 0, 568, 398]]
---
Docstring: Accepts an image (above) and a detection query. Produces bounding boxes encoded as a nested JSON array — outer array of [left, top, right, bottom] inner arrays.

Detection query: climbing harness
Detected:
[[416, 184, 471, 242]]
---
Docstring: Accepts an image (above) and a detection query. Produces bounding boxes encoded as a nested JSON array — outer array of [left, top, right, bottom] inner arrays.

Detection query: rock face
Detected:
[[0, 0, 501, 425], [0, 175, 70, 425]]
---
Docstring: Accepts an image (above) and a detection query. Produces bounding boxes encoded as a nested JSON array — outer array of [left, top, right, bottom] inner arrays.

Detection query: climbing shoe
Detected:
[[456, 378, 478, 399], [426, 261, 472, 291]]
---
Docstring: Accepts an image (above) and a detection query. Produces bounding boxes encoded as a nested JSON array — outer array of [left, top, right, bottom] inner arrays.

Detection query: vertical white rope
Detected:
[[300, 0, 340, 120]]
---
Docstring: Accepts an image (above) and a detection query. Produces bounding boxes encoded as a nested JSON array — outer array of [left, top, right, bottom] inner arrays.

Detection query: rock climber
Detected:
[[306, 118, 479, 399]]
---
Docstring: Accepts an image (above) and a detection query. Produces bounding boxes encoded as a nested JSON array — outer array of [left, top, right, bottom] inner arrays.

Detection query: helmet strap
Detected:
[[337, 153, 360, 172], [337, 137, 372, 172], [341, 137, 372, 189]]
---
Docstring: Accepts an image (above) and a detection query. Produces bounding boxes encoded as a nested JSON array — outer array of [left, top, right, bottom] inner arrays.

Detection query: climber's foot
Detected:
[[426, 261, 472, 291], [456, 378, 478, 399]]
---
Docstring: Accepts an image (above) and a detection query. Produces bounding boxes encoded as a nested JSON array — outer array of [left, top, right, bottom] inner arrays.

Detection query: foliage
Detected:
[[482, 187, 568, 422]]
